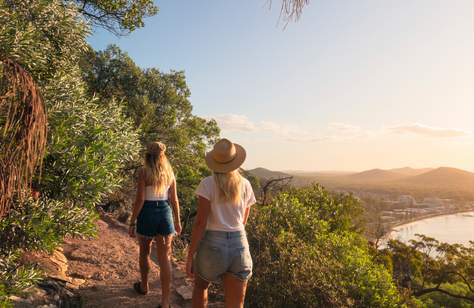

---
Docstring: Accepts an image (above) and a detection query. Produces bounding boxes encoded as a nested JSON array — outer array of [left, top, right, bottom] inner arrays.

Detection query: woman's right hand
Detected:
[[128, 225, 136, 238]]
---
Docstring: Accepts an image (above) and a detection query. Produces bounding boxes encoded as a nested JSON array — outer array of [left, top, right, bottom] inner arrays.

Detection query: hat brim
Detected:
[[205, 143, 246, 173]]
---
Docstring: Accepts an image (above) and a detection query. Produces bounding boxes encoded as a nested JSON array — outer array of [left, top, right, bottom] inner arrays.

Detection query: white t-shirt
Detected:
[[195, 176, 256, 232]]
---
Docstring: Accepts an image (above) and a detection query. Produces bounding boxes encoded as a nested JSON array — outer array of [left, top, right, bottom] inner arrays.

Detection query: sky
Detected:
[[88, 0, 474, 172]]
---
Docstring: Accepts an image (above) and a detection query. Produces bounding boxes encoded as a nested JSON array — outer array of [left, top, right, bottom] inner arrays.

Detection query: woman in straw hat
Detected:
[[129, 141, 182, 308], [186, 138, 256, 308]]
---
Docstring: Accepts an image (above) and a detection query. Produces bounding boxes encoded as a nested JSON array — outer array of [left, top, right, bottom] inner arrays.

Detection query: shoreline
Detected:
[[380, 209, 474, 243], [388, 208, 474, 231]]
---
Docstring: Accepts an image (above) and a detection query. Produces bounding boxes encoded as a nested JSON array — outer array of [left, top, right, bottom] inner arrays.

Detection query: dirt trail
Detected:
[[62, 216, 220, 308]]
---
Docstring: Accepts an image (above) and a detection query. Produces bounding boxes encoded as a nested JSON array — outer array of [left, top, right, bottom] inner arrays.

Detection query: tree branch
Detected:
[[414, 287, 474, 302], [261, 176, 293, 205]]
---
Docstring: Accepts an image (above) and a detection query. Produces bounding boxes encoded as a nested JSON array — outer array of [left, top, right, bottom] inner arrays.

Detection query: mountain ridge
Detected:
[[248, 166, 474, 197]]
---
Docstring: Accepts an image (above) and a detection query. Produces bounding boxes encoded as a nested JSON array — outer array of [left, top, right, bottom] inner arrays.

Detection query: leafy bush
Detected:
[[0, 197, 96, 302], [0, 0, 140, 301], [0, 283, 12, 308], [246, 185, 401, 307], [41, 86, 140, 207], [382, 235, 474, 306]]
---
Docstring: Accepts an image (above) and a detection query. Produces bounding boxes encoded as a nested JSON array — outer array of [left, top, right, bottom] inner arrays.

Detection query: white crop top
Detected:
[[145, 185, 170, 201]]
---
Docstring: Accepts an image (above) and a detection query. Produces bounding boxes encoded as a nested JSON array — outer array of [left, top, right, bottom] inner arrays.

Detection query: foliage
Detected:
[[73, 0, 158, 34], [0, 198, 97, 254], [81, 45, 220, 230], [420, 282, 473, 308], [283, 184, 365, 233], [278, 0, 310, 23], [0, 58, 46, 217], [0, 0, 90, 83], [0, 0, 85, 217], [0, 283, 12, 308], [381, 235, 474, 305], [246, 185, 401, 307], [41, 70, 140, 207], [0, 0, 140, 301], [0, 197, 96, 301]]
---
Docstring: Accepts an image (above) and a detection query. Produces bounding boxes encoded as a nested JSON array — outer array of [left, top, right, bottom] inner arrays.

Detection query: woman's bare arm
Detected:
[[243, 206, 251, 225], [168, 179, 182, 234], [129, 168, 146, 226]]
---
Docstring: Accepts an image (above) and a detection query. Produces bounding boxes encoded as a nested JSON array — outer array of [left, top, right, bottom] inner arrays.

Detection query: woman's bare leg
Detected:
[[156, 234, 173, 307], [192, 275, 210, 308], [138, 236, 153, 292], [223, 273, 247, 308]]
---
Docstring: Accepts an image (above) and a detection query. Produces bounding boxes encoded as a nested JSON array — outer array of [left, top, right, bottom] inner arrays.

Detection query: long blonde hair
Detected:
[[213, 170, 242, 204], [144, 141, 174, 193]]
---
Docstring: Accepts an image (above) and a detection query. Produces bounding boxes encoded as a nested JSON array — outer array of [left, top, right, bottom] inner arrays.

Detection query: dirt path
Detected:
[[62, 216, 219, 308]]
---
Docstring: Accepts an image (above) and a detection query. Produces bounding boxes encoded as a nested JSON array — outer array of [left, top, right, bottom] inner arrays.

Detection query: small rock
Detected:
[[66, 278, 85, 290], [176, 285, 193, 300], [51, 250, 68, 265]]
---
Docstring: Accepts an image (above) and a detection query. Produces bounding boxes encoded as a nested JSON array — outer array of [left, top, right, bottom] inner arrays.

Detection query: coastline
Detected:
[[375, 208, 474, 244], [388, 208, 474, 230]]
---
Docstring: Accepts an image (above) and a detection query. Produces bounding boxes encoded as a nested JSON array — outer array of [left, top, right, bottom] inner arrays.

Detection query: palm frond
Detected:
[[0, 58, 47, 217]]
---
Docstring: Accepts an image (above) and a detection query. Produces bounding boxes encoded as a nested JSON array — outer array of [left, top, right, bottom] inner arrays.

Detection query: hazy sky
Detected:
[[88, 0, 474, 172]]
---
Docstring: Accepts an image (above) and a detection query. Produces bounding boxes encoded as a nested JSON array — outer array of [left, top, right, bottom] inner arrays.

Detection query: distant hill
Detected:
[[288, 170, 355, 177], [389, 167, 434, 176], [247, 167, 291, 180], [248, 166, 474, 199], [348, 169, 408, 182], [394, 167, 474, 190]]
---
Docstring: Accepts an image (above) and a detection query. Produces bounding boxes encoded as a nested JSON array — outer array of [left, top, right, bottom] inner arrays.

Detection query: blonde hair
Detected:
[[213, 170, 242, 204], [144, 141, 174, 193]]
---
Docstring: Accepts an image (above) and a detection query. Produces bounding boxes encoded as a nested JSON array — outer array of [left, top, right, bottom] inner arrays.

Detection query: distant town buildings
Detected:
[[378, 195, 469, 225]]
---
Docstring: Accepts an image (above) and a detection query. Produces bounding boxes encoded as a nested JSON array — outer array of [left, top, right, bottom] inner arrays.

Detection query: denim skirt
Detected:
[[195, 230, 252, 282], [136, 200, 175, 237]]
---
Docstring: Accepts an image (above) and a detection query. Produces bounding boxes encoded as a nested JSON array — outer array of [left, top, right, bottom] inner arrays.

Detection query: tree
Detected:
[[73, 0, 158, 34], [382, 235, 474, 305], [73, 0, 309, 34], [0, 1, 140, 301], [246, 185, 401, 307]]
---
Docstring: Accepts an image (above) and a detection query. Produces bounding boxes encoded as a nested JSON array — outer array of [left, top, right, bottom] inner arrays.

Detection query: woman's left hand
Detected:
[[175, 222, 182, 236], [186, 256, 194, 278]]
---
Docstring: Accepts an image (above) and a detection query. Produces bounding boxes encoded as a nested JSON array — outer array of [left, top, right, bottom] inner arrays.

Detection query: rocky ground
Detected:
[[11, 215, 223, 308]]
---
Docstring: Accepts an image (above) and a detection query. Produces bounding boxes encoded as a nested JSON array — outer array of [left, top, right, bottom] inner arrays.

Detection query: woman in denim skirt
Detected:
[[129, 141, 182, 308], [186, 138, 256, 308]]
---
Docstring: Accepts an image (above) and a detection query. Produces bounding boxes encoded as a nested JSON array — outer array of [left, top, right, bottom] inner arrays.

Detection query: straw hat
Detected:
[[205, 138, 246, 173]]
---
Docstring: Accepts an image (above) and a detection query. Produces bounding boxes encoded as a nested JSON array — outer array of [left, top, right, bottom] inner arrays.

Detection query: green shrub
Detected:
[[246, 185, 401, 307], [0, 0, 139, 300], [0, 283, 12, 308], [0, 197, 97, 295]]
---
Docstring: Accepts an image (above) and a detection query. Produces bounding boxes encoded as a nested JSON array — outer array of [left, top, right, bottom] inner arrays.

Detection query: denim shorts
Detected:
[[136, 200, 175, 237], [194, 230, 252, 282]]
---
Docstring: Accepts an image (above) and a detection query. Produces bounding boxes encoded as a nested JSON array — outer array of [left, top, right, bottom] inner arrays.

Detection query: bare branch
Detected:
[[261, 176, 293, 205], [414, 287, 474, 302]]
